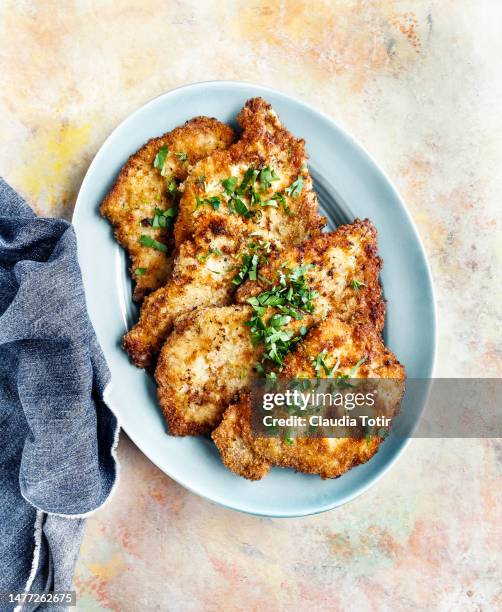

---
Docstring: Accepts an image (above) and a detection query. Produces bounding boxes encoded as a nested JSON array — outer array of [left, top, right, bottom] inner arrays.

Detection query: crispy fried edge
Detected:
[[100, 116, 236, 301], [236, 218, 385, 332], [155, 304, 257, 436], [174, 97, 325, 247]]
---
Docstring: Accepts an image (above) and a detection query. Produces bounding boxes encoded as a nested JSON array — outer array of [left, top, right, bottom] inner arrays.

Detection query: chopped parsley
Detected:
[[258, 166, 279, 191], [233, 197, 252, 217], [352, 279, 365, 290], [221, 176, 238, 195], [195, 195, 221, 211], [196, 248, 223, 263], [139, 235, 168, 252], [153, 145, 168, 171], [232, 242, 271, 286], [250, 189, 262, 206], [167, 180, 178, 197], [350, 356, 367, 376], [196, 175, 206, 187], [311, 350, 338, 378], [246, 265, 317, 369], [285, 437, 294, 445], [151, 207, 177, 229], [285, 176, 304, 198], [134, 267, 147, 276], [237, 167, 259, 195], [271, 192, 292, 215], [176, 151, 187, 161]]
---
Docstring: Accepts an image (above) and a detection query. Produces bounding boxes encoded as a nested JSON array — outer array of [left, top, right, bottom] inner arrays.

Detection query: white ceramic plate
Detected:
[[73, 81, 436, 517]]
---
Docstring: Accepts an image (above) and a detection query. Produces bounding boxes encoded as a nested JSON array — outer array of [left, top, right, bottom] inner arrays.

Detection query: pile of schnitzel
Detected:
[[101, 98, 405, 481]]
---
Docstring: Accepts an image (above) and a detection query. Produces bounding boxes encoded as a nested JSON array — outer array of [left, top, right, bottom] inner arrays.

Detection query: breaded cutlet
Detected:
[[100, 117, 235, 301]]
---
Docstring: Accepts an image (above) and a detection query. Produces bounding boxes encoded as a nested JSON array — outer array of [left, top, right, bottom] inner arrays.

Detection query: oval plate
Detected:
[[73, 81, 436, 517]]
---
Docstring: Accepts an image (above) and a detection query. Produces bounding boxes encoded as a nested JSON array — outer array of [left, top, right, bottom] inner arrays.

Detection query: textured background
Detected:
[[1, 1, 501, 610]]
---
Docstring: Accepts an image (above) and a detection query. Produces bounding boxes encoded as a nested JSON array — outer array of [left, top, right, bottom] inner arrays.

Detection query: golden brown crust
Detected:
[[212, 314, 405, 480], [237, 218, 385, 332], [123, 215, 243, 367], [174, 98, 325, 247], [100, 117, 235, 301], [155, 305, 262, 436], [211, 400, 271, 480], [155, 304, 313, 436], [124, 97, 325, 367], [154, 220, 388, 437]]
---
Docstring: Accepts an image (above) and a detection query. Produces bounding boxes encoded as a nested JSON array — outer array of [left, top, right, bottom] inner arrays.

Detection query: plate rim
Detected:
[[73, 80, 437, 517]]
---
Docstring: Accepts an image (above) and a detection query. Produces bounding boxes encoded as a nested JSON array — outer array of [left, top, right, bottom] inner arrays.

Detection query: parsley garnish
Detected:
[[151, 207, 177, 229], [135, 267, 147, 276], [196, 248, 223, 263], [237, 167, 259, 195], [246, 265, 317, 369], [285, 176, 304, 198], [232, 242, 271, 286], [221, 176, 238, 195], [167, 180, 178, 197], [234, 198, 252, 217], [195, 195, 221, 211], [352, 279, 365, 290], [259, 166, 280, 191], [139, 235, 168, 252], [311, 350, 337, 378], [271, 192, 292, 214], [196, 175, 206, 187], [153, 145, 168, 171], [176, 151, 187, 161], [350, 356, 367, 376]]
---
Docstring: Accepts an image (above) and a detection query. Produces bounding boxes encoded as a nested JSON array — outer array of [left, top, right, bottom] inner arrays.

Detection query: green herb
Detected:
[[251, 189, 262, 206], [195, 195, 221, 211], [196, 248, 223, 263], [139, 235, 168, 252], [285, 176, 304, 198], [365, 434, 373, 446], [232, 242, 271, 286], [261, 198, 278, 208], [350, 356, 367, 376], [246, 265, 317, 369], [134, 267, 147, 276], [237, 167, 259, 195], [352, 279, 365, 290], [176, 151, 187, 161], [259, 166, 279, 192], [271, 192, 292, 215], [221, 176, 238, 195], [167, 180, 178, 197], [196, 175, 206, 187], [151, 207, 177, 229], [285, 437, 294, 445], [234, 197, 252, 218], [311, 350, 337, 378], [153, 145, 168, 171]]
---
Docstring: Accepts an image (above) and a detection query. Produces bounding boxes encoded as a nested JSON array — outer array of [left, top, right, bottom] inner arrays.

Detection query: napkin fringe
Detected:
[[14, 509, 44, 612]]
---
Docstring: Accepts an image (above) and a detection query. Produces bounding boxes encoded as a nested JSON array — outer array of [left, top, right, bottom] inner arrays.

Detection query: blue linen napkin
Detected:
[[0, 178, 119, 611]]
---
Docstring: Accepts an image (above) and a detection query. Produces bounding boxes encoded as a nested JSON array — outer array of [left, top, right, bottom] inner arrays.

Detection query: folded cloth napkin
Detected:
[[0, 178, 119, 611]]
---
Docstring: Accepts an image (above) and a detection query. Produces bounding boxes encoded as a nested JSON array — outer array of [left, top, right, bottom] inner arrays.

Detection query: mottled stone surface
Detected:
[[1, 1, 500, 610]]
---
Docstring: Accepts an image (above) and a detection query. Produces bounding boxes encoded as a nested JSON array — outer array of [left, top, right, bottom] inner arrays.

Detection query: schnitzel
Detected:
[[100, 117, 235, 301], [212, 313, 405, 480], [123, 98, 325, 367], [155, 220, 384, 436]]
